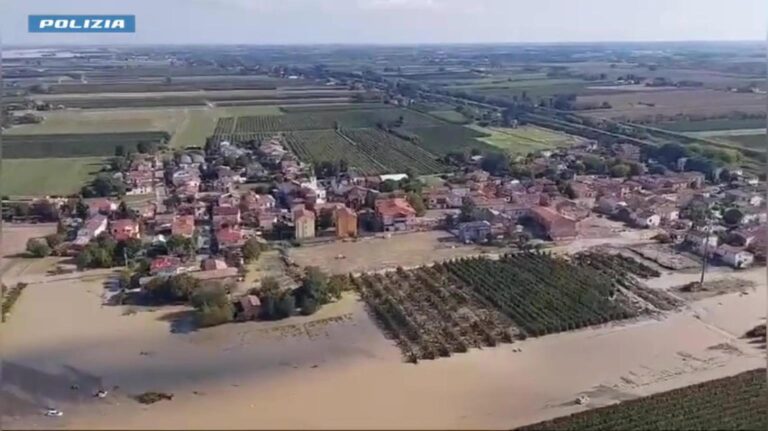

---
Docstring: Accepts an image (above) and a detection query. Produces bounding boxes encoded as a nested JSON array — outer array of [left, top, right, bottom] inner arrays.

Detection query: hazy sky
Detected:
[[2, 0, 766, 45]]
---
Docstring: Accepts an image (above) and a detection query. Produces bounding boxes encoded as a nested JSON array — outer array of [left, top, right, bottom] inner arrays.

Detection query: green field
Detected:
[[398, 125, 494, 155], [656, 118, 767, 132], [470, 125, 584, 154], [519, 368, 767, 431], [6, 106, 284, 149], [428, 110, 469, 124], [1, 157, 106, 196], [4, 132, 169, 158], [719, 133, 766, 150]]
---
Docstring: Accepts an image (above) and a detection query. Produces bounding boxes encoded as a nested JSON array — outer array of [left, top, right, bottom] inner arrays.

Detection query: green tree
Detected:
[[190, 285, 229, 309], [242, 237, 262, 263], [44, 233, 64, 249], [196, 303, 235, 327], [258, 276, 281, 297], [581, 155, 606, 174], [275, 291, 296, 318], [610, 163, 631, 178], [295, 266, 335, 311], [379, 179, 399, 193], [166, 234, 195, 257], [26, 239, 51, 258], [406, 192, 426, 217], [459, 197, 477, 223], [723, 208, 744, 226], [75, 199, 90, 219]]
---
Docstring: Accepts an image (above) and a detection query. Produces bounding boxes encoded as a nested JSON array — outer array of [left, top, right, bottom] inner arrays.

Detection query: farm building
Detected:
[[530, 206, 577, 241]]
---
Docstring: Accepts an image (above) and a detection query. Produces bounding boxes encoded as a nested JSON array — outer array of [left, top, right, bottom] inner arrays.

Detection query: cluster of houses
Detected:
[[33, 128, 765, 275]]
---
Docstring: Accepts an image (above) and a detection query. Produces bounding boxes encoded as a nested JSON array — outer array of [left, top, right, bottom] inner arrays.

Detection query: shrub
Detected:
[[196, 303, 235, 328], [26, 238, 51, 258]]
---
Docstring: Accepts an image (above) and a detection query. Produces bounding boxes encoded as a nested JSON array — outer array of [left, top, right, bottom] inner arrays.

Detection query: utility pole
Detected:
[[0, 32, 5, 322], [699, 221, 711, 286]]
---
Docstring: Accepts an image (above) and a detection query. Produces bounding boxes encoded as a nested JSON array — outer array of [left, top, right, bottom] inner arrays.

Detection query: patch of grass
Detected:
[[470, 125, 583, 154], [1, 157, 106, 196]]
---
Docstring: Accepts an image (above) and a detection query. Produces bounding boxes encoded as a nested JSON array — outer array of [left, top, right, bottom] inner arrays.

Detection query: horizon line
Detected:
[[3, 39, 765, 49]]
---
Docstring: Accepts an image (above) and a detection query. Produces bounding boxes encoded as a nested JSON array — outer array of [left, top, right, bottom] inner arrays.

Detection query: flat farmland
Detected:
[[713, 133, 766, 150], [655, 118, 766, 132], [284, 130, 386, 175], [578, 89, 766, 121], [6, 106, 283, 149], [3, 132, 169, 158], [519, 368, 767, 431], [427, 110, 469, 124], [32, 87, 361, 109], [471, 125, 585, 154], [5, 108, 193, 135], [340, 128, 447, 174], [215, 107, 442, 137], [398, 125, 495, 155], [1, 157, 105, 196]]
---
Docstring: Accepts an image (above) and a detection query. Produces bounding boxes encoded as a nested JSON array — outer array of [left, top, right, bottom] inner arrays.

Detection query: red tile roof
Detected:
[[216, 227, 244, 245], [375, 198, 416, 218], [172, 215, 195, 237], [150, 256, 182, 273], [213, 206, 240, 216]]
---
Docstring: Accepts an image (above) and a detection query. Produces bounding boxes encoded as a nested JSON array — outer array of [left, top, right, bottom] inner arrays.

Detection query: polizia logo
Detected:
[[28, 15, 136, 33]]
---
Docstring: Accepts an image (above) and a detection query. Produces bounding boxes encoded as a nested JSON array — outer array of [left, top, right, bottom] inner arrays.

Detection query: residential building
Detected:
[[457, 221, 492, 243], [110, 219, 140, 241], [171, 215, 196, 238], [335, 206, 358, 238], [714, 245, 754, 269], [630, 210, 661, 228], [87, 199, 118, 216], [201, 258, 228, 271], [685, 231, 719, 255], [213, 206, 241, 229], [73, 214, 108, 246], [294, 208, 316, 239], [375, 198, 417, 232], [150, 256, 183, 275], [216, 227, 245, 249], [530, 206, 577, 241]]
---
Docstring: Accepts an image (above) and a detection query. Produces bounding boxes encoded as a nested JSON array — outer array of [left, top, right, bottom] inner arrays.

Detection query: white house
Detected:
[[714, 245, 754, 269], [379, 173, 409, 183], [597, 197, 625, 216], [685, 231, 719, 255], [631, 210, 661, 228]]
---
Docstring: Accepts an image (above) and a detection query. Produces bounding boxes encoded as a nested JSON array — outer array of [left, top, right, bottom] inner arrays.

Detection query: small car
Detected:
[[44, 408, 63, 417]]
